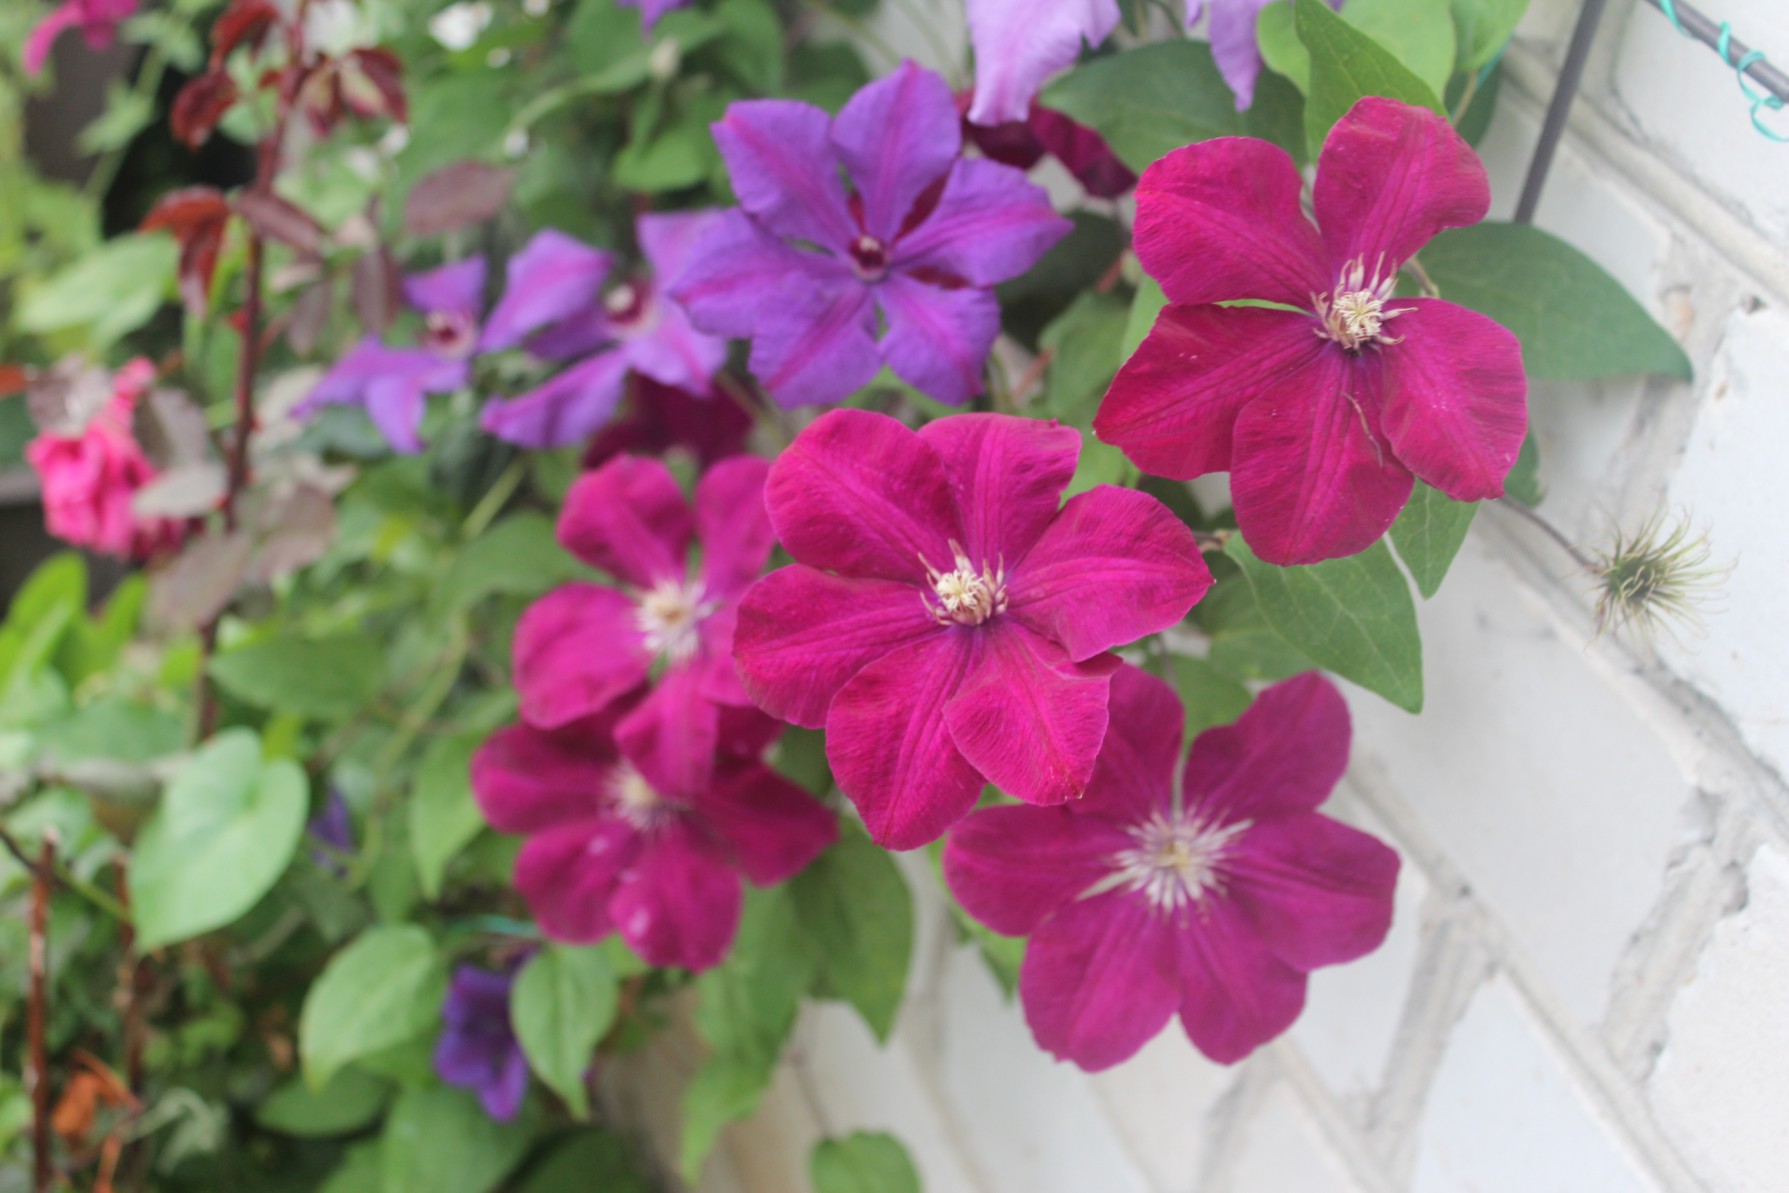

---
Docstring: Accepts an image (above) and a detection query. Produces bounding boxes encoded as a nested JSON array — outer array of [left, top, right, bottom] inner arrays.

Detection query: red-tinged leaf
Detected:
[[140, 186, 231, 236], [286, 279, 332, 355], [209, 0, 281, 66], [148, 532, 255, 632], [403, 161, 515, 237], [133, 463, 227, 519], [0, 364, 31, 397], [235, 189, 322, 254], [353, 247, 401, 336], [170, 70, 239, 150], [296, 66, 345, 138], [245, 484, 336, 582], [138, 387, 214, 470], [143, 188, 233, 316], [342, 47, 406, 123]]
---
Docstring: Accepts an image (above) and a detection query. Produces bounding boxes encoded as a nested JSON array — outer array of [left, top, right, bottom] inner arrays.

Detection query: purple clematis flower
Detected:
[[671, 62, 1070, 409], [435, 965, 530, 1121], [472, 701, 836, 971], [944, 664, 1399, 1071], [732, 410, 1213, 850], [479, 215, 728, 449], [1096, 98, 1527, 566], [1185, 0, 1339, 111], [25, 0, 136, 76], [618, 0, 687, 30], [306, 789, 355, 877], [295, 257, 487, 453], [964, 0, 1120, 126], [511, 453, 774, 795]]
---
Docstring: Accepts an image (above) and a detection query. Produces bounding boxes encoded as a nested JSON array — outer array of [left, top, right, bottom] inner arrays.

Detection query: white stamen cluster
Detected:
[[424, 310, 479, 358], [923, 541, 1006, 627], [635, 577, 712, 663], [1111, 809, 1251, 913], [1313, 256, 1411, 351], [610, 764, 673, 831]]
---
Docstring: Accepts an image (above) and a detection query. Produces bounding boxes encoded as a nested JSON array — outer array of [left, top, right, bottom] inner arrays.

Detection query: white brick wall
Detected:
[[668, 1, 1789, 1188]]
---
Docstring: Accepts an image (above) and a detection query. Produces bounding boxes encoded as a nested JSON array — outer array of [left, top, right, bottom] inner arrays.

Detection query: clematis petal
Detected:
[[890, 158, 1072, 287], [733, 567, 939, 728], [965, 0, 1122, 126], [1133, 139, 1329, 307], [747, 269, 881, 409], [471, 717, 619, 834], [557, 454, 694, 586], [917, 411, 1079, 565], [364, 363, 465, 455], [832, 61, 961, 242], [1095, 305, 1326, 480], [24, 6, 83, 75], [695, 606, 750, 706], [609, 824, 743, 971], [669, 210, 817, 340], [479, 350, 630, 450], [1077, 662, 1184, 822], [637, 209, 721, 283], [1313, 97, 1490, 275], [1019, 891, 1180, 1071], [483, 1048, 530, 1122], [693, 763, 838, 885], [1375, 299, 1527, 501], [1008, 485, 1211, 661], [1173, 896, 1309, 1064], [1226, 814, 1399, 970], [695, 455, 775, 598], [512, 584, 651, 728], [943, 804, 1127, 935], [514, 819, 639, 944], [616, 662, 720, 798], [943, 622, 1115, 807], [1184, 671, 1351, 820], [764, 408, 960, 582], [402, 256, 486, 318], [825, 631, 984, 850], [621, 296, 727, 394], [1228, 348, 1415, 566], [1207, 0, 1283, 111], [876, 274, 1000, 408], [711, 99, 857, 249], [479, 230, 611, 352]]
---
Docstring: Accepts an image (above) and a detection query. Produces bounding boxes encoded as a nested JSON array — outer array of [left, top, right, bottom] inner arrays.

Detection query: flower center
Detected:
[[1112, 809, 1251, 913], [610, 764, 674, 831], [423, 309, 479, 358], [602, 280, 656, 334], [922, 541, 1006, 627], [635, 577, 712, 662], [1314, 258, 1410, 351], [848, 234, 890, 282]]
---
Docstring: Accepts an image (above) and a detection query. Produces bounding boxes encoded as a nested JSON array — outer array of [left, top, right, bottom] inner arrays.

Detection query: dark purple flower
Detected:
[[671, 62, 1070, 409], [306, 789, 355, 876], [582, 377, 754, 471], [435, 965, 530, 1121], [958, 93, 1138, 200]]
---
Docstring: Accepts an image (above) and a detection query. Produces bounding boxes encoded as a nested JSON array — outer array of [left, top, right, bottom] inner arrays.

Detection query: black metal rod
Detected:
[[1514, 0, 1611, 224], [1636, 0, 1789, 103]]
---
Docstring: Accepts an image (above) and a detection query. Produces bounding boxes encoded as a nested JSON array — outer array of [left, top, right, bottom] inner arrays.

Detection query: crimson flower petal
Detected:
[[479, 349, 630, 450], [1096, 304, 1326, 480], [965, 0, 1121, 125], [1376, 299, 1527, 501], [1185, 672, 1351, 821], [875, 274, 1000, 407], [616, 662, 721, 798], [1008, 485, 1211, 661], [825, 631, 983, 850], [1173, 896, 1308, 1063], [1226, 814, 1399, 971], [1133, 139, 1328, 308], [917, 411, 1079, 567], [943, 804, 1126, 935], [1077, 663, 1183, 823], [747, 268, 881, 409], [1020, 891, 1181, 1071], [557, 455, 693, 586], [514, 819, 639, 943], [733, 567, 938, 728], [890, 158, 1072, 288], [479, 229, 611, 353], [694, 455, 775, 598], [609, 825, 743, 971], [512, 584, 650, 729], [943, 623, 1115, 806], [1228, 349, 1415, 566], [693, 763, 838, 886], [471, 718, 618, 834], [832, 60, 961, 243], [764, 408, 960, 583], [711, 99, 857, 249], [1313, 97, 1490, 276]]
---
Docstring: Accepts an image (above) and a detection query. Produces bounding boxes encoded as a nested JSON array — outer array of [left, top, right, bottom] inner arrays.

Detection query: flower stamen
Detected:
[[635, 577, 714, 662], [1313, 256, 1412, 351], [610, 764, 675, 831], [922, 540, 1006, 626], [1111, 809, 1251, 913]]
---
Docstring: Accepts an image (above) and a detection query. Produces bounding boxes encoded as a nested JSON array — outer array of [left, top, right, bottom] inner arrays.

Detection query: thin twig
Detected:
[[29, 835, 54, 1193], [1500, 497, 1598, 571]]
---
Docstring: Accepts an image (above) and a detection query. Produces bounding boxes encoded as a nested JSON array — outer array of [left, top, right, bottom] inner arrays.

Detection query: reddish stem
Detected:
[[28, 836, 53, 1193]]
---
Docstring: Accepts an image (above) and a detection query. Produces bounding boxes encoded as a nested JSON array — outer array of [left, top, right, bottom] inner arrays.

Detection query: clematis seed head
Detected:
[[1591, 509, 1730, 644]]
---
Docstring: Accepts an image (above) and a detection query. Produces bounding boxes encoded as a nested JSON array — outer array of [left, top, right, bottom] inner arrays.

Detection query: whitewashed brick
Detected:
[[722, 1063, 824, 1193], [1651, 844, 1789, 1192], [1662, 306, 1789, 780], [1348, 539, 1700, 1023], [1218, 1084, 1370, 1193], [1085, 1027, 1238, 1193], [1411, 977, 1664, 1193]]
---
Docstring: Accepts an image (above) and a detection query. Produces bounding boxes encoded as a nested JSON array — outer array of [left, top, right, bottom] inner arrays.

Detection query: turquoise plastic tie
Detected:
[[1657, 0, 1786, 142]]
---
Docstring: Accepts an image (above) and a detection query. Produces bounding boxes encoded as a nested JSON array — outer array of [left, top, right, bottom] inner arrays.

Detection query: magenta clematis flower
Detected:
[[24, 0, 136, 77], [732, 410, 1213, 850], [512, 453, 773, 795], [296, 257, 487, 453], [582, 376, 753, 472], [964, 0, 1120, 126], [1095, 98, 1527, 566], [471, 703, 836, 970], [944, 664, 1399, 1070], [671, 62, 1070, 409], [435, 965, 530, 1121], [479, 215, 727, 449]]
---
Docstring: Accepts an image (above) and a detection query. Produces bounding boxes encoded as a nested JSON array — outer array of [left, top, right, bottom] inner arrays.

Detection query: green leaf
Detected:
[[1452, 0, 1527, 69], [208, 632, 386, 720], [131, 729, 308, 949], [257, 1068, 392, 1138], [299, 924, 446, 1089], [1225, 536, 1423, 711], [1257, 2, 1308, 92], [1191, 559, 1316, 683], [1065, 437, 1138, 500], [1295, 0, 1444, 149], [409, 734, 484, 900], [1039, 290, 1130, 424], [1418, 222, 1692, 381], [318, 1143, 384, 1193], [32, 698, 183, 765], [511, 945, 618, 1117], [1505, 431, 1543, 506], [381, 1086, 533, 1193], [792, 825, 913, 1042], [1043, 40, 1306, 172], [811, 1133, 922, 1193], [1262, 0, 1457, 97], [1389, 483, 1477, 597], [439, 514, 589, 611], [516, 1131, 652, 1193], [1168, 654, 1253, 736], [15, 233, 176, 348], [1121, 275, 1169, 359]]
